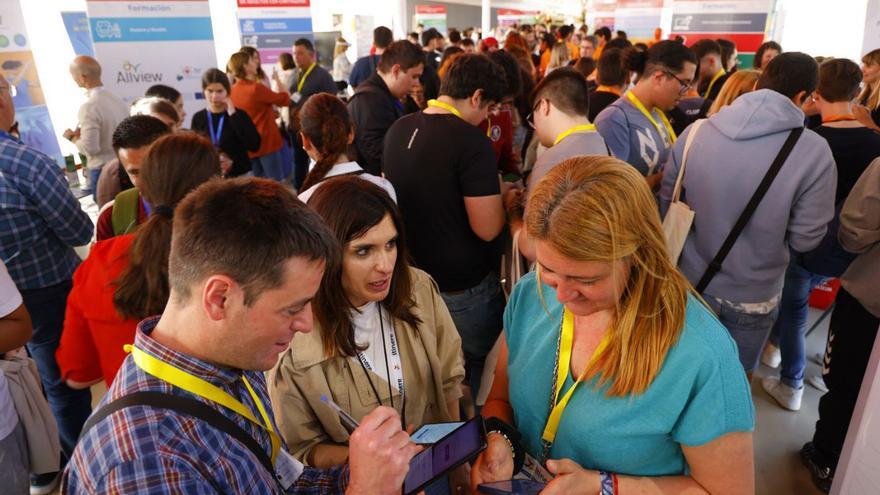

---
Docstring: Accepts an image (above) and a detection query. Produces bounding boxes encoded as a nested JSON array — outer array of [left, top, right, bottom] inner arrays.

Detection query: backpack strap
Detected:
[[111, 188, 141, 237], [695, 127, 804, 294], [80, 391, 275, 475]]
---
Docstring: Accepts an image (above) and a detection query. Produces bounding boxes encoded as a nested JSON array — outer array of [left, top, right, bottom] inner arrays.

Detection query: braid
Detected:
[[298, 94, 355, 192]]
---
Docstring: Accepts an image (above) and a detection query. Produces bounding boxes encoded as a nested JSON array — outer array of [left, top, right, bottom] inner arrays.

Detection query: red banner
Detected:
[[670, 33, 766, 52], [416, 5, 447, 14]]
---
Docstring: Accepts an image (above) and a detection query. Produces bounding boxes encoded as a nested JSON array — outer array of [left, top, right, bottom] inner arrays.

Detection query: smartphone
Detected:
[[477, 480, 547, 494], [411, 421, 465, 445], [403, 416, 486, 495]]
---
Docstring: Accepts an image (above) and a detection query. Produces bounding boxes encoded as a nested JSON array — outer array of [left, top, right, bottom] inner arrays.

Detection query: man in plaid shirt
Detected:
[[63, 178, 420, 494], [0, 77, 94, 490]]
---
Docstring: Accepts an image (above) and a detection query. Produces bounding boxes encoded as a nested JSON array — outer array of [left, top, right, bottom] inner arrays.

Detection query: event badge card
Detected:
[[275, 449, 305, 490], [516, 452, 552, 483]]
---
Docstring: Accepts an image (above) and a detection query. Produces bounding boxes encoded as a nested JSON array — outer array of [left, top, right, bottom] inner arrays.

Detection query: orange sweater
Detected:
[[230, 79, 290, 158]]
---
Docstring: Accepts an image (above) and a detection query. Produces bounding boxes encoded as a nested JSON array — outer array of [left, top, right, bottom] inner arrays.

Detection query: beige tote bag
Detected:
[[663, 119, 705, 265]]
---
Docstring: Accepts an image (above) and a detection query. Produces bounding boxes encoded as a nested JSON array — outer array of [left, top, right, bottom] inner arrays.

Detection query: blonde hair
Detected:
[[526, 156, 691, 397], [548, 43, 571, 71], [859, 49, 880, 110], [707, 69, 760, 116]]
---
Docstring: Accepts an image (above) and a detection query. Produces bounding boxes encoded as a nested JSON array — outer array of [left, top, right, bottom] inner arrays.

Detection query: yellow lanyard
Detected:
[[296, 63, 316, 93], [486, 116, 491, 137], [553, 124, 597, 146], [625, 91, 677, 144], [704, 69, 726, 99], [541, 309, 610, 447], [125, 344, 281, 465], [427, 99, 463, 119]]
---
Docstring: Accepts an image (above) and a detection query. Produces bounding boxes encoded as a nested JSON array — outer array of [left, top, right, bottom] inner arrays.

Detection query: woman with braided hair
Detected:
[[296, 93, 396, 203]]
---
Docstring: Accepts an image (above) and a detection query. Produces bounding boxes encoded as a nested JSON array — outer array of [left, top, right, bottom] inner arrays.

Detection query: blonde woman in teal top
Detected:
[[472, 156, 755, 494]]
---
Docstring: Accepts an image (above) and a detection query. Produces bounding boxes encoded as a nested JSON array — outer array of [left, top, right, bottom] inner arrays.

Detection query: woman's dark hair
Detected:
[[625, 40, 697, 77], [113, 132, 220, 319], [489, 49, 522, 99], [597, 48, 628, 87], [239, 45, 267, 80], [145, 84, 181, 103], [439, 53, 507, 104], [717, 38, 736, 70], [753, 41, 782, 69], [278, 53, 295, 71], [440, 46, 464, 68], [307, 176, 420, 358], [298, 94, 354, 192], [595, 27, 612, 42], [818, 58, 863, 102], [201, 68, 231, 92], [605, 37, 632, 52]]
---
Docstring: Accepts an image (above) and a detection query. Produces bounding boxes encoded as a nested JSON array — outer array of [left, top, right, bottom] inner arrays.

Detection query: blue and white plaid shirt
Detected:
[[0, 132, 92, 290], [62, 317, 350, 494]]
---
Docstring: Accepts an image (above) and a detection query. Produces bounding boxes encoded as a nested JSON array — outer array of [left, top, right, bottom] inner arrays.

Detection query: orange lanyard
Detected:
[[595, 85, 622, 96], [822, 114, 857, 123]]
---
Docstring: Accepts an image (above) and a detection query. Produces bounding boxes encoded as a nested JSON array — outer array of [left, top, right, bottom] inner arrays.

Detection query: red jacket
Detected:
[[57, 234, 138, 386], [479, 108, 520, 176], [230, 79, 290, 158]]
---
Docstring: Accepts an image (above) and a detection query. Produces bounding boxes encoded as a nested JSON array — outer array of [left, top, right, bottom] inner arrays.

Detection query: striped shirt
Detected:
[[62, 317, 349, 494], [0, 132, 92, 290]]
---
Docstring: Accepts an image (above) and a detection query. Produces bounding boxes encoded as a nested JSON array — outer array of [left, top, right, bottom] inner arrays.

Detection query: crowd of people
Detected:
[[1, 19, 879, 495]]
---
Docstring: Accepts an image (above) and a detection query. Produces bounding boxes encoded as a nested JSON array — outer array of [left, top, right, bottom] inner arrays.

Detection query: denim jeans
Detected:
[[705, 297, 780, 372], [250, 150, 285, 181], [767, 258, 828, 388], [86, 166, 102, 203], [440, 272, 505, 399], [20, 281, 92, 462]]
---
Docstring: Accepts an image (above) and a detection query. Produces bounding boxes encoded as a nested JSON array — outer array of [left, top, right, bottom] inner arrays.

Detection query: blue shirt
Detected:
[[0, 133, 92, 289], [349, 54, 380, 88], [62, 317, 349, 494], [595, 96, 675, 176], [504, 272, 754, 476]]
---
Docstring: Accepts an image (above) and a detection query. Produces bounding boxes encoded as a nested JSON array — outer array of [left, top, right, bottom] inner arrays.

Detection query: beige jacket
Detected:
[[268, 267, 465, 464], [839, 157, 880, 317]]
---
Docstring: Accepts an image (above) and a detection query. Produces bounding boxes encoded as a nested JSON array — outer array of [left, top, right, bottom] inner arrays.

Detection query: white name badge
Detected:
[[274, 449, 305, 490], [515, 452, 552, 483], [291, 92, 303, 104]]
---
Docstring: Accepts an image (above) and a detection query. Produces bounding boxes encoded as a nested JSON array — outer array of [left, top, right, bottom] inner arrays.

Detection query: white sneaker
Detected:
[[762, 376, 803, 411], [761, 343, 781, 368], [807, 374, 829, 393]]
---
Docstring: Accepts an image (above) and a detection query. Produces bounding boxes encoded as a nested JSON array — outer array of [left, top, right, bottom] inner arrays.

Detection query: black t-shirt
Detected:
[[588, 90, 620, 123], [383, 112, 501, 292], [192, 108, 261, 177], [814, 125, 880, 204]]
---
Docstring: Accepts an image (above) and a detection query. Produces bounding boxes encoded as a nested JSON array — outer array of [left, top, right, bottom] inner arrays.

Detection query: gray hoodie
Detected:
[[660, 89, 837, 303]]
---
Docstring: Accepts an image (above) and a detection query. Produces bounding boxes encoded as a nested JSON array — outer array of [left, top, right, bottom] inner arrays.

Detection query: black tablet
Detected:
[[403, 416, 487, 495]]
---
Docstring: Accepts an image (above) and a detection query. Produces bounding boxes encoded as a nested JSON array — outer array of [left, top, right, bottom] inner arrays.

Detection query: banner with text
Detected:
[[670, 0, 773, 68], [237, 0, 313, 66], [498, 9, 539, 29], [61, 11, 95, 58], [614, 0, 663, 41], [0, 0, 63, 164], [415, 5, 447, 36], [587, 0, 617, 32], [86, 0, 217, 127]]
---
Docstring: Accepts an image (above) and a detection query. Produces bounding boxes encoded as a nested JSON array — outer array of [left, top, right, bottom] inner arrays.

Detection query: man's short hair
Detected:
[[378, 40, 425, 73], [461, 38, 475, 48], [691, 39, 722, 60], [531, 67, 590, 118], [818, 58, 863, 102], [113, 115, 171, 153], [604, 38, 632, 51], [294, 38, 315, 52], [595, 27, 612, 41], [489, 50, 522, 99], [373, 26, 393, 49], [421, 28, 443, 48], [169, 177, 339, 305], [448, 29, 462, 44], [439, 53, 507, 104], [573, 57, 596, 79], [558, 25, 574, 39], [597, 48, 628, 87], [145, 84, 181, 103], [756, 52, 819, 100]]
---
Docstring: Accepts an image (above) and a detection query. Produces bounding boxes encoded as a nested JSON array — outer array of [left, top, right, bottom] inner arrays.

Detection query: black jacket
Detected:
[[348, 73, 405, 175], [191, 108, 261, 177]]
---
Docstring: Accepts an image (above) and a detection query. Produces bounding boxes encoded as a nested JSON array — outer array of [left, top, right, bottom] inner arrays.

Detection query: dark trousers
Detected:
[[812, 287, 880, 468], [292, 137, 309, 190], [21, 281, 92, 463]]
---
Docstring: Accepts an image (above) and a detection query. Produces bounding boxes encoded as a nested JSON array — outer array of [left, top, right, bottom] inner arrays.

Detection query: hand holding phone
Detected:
[[470, 433, 515, 492], [347, 407, 421, 495]]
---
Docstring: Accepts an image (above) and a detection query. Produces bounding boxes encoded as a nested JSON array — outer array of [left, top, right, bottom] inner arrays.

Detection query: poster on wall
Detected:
[[614, 0, 663, 41], [863, 0, 880, 55], [415, 5, 447, 36], [586, 0, 616, 32], [670, 0, 773, 69], [61, 11, 95, 57], [237, 0, 313, 66], [498, 9, 539, 29], [0, 0, 63, 164], [85, 0, 217, 127]]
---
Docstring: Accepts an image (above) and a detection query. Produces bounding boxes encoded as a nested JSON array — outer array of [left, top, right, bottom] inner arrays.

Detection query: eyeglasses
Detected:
[[665, 71, 693, 96], [526, 99, 546, 128]]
